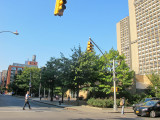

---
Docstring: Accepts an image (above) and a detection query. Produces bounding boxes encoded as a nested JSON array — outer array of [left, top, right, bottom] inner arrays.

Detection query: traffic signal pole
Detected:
[[89, 37, 117, 112], [113, 59, 117, 111]]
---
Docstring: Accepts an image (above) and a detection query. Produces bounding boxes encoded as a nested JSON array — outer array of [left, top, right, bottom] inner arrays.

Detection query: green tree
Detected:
[[56, 53, 72, 103], [15, 67, 41, 95], [41, 57, 61, 101], [92, 48, 134, 98], [147, 73, 160, 97], [69, 46, 100, 104]]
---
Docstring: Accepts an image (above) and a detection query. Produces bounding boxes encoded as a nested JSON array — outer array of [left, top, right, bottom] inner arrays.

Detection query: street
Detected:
[[0, 95, 160, 120]]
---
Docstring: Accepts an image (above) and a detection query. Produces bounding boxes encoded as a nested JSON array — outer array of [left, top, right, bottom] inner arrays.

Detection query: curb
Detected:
[[81, 105, 134, 113]]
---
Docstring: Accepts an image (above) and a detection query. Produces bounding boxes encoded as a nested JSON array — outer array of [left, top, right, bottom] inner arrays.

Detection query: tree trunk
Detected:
[[50, 82, 54, 101], [61, 91, 64, 103], [76, 83, 79, 106]]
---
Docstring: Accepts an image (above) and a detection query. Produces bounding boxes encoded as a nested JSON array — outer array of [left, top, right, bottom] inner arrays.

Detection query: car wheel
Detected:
[[150, 111, 156, 118]]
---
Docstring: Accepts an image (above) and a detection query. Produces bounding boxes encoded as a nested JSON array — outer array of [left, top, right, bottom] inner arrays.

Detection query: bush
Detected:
[[87, 98, 129, 108]]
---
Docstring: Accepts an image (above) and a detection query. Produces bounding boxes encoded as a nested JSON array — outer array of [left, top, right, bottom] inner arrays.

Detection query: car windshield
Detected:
[[144, 101, 157, 106], [144, 98, 152, 102], [140, 98, 151, 103]]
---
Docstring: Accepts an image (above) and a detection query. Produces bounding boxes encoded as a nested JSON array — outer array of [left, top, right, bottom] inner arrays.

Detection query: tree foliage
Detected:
[[147, 73, 160, 97], [9, 67, 41, 95], [9, 45, 135, 100]]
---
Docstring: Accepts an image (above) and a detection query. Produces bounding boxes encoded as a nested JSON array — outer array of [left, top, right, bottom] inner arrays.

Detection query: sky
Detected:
[[0, 0, 129, 71]]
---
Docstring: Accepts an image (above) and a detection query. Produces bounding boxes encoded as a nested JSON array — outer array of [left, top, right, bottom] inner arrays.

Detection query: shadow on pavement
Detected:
[[71, 118, 105, 120], [0, 95, 61, 108]]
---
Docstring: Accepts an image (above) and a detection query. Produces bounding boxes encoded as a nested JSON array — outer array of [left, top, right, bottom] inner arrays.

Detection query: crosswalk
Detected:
[[0, 107, 63, 112]]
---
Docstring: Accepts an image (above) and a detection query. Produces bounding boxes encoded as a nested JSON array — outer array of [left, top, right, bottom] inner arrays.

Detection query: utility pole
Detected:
[[113, 59, 117, 111], [44, 88, 45, 98], [29, 72, 31, 94], [89, 37, 118, 111], [39, 73, 41, 98]]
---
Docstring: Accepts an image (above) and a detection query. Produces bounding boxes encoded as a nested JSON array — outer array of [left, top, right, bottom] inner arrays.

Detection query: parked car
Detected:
[[132, 97, 160, 110], [134, 100, 160, 117]]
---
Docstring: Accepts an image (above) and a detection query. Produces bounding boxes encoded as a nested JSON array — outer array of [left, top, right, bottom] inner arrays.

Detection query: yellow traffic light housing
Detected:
[[87, 40, 94, 52], [111, 87, 119, 92], [54, 0, 67, 16]]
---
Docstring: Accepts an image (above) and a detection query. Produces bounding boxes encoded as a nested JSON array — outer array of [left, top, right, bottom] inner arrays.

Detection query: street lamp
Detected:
[[0, 31, 19, 35]]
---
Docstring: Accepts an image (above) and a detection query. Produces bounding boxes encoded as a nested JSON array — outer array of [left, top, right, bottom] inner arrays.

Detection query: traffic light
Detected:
[[54, 0, 67, 16], [116, 87, 119, 92], [111, 87, 119, 92], [87, 40, 94, 52]]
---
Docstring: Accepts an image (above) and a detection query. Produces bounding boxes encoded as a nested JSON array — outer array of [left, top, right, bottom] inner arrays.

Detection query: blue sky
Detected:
[[0, 0, 129, 71]]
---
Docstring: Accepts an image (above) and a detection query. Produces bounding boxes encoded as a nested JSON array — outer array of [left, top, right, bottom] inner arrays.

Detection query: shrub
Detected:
[[87, 98, 129, 108]]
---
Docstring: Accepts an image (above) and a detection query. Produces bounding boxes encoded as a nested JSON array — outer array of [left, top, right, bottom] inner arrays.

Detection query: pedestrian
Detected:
[[23, 91, 31, 110], [68, 95, 70, 101], [120, 97, 125, 115], [40, 94, 42, 101]]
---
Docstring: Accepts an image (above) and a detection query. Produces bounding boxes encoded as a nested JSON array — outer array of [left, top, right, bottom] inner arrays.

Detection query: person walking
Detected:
[[120, 97, 125, 115], [23, 91, 31, 110]]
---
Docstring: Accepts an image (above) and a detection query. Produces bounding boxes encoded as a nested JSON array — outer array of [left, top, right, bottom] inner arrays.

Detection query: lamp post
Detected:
[[0, 31, 19, 35]]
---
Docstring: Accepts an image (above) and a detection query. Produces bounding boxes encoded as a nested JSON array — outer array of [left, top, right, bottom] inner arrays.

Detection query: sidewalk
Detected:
[[32, 98, 72, 108], [31, 97, 134, 113]]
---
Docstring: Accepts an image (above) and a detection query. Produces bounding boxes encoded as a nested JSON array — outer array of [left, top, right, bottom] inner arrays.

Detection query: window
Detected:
[[11, 67, 16, 71]]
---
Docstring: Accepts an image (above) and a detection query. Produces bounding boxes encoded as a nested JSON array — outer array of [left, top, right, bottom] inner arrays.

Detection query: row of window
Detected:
[[136, 12, 160, 22], [137, 19, 159, 29], [137, 16, 159, 26], [11, 67, 23, 71], [135, 0, 159, 10], [136, 7, 159, 18]]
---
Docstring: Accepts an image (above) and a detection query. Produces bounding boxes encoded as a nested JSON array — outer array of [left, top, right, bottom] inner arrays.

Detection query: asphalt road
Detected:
[[0, 95, 160, 120]]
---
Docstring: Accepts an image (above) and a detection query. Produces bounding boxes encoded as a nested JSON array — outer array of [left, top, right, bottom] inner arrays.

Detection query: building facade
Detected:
[[117, 0, 160, 89], [117, 16, 132, 69], [6, 55, 38, 90], [0, 70, 7, 90]]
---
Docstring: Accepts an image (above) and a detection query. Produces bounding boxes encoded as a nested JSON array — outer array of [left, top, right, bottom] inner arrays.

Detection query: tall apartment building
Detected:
[[6, 55, 38, 90], [117, 16, 132, 69], [117, 0, 160, 89]]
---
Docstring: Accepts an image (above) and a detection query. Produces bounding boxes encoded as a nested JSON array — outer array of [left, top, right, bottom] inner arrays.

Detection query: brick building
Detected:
[[6, 55, 38, 90]]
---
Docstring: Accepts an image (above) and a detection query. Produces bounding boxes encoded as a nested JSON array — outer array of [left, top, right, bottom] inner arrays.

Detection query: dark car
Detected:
[[132, 97, 160, 110], [134, 100, 160, 117]]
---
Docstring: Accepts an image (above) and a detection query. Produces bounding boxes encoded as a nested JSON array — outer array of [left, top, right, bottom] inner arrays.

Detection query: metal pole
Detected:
[[39, 85, 40, 98], [89, 37, 117, 111], [44, 88, 45, 98], [89, 37, 108, 62], [29, 72, 31, 94], [155, 86, 157, 97], [113, 59, 117, 111], [48, 89, 50, 99], [39, 73, 41, 98], [0, 31, 19, 35]]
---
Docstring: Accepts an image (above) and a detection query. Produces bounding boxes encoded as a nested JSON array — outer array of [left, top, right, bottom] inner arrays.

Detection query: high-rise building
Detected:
[[117, 0, 160, 89], [117, 16, 132, 69]]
